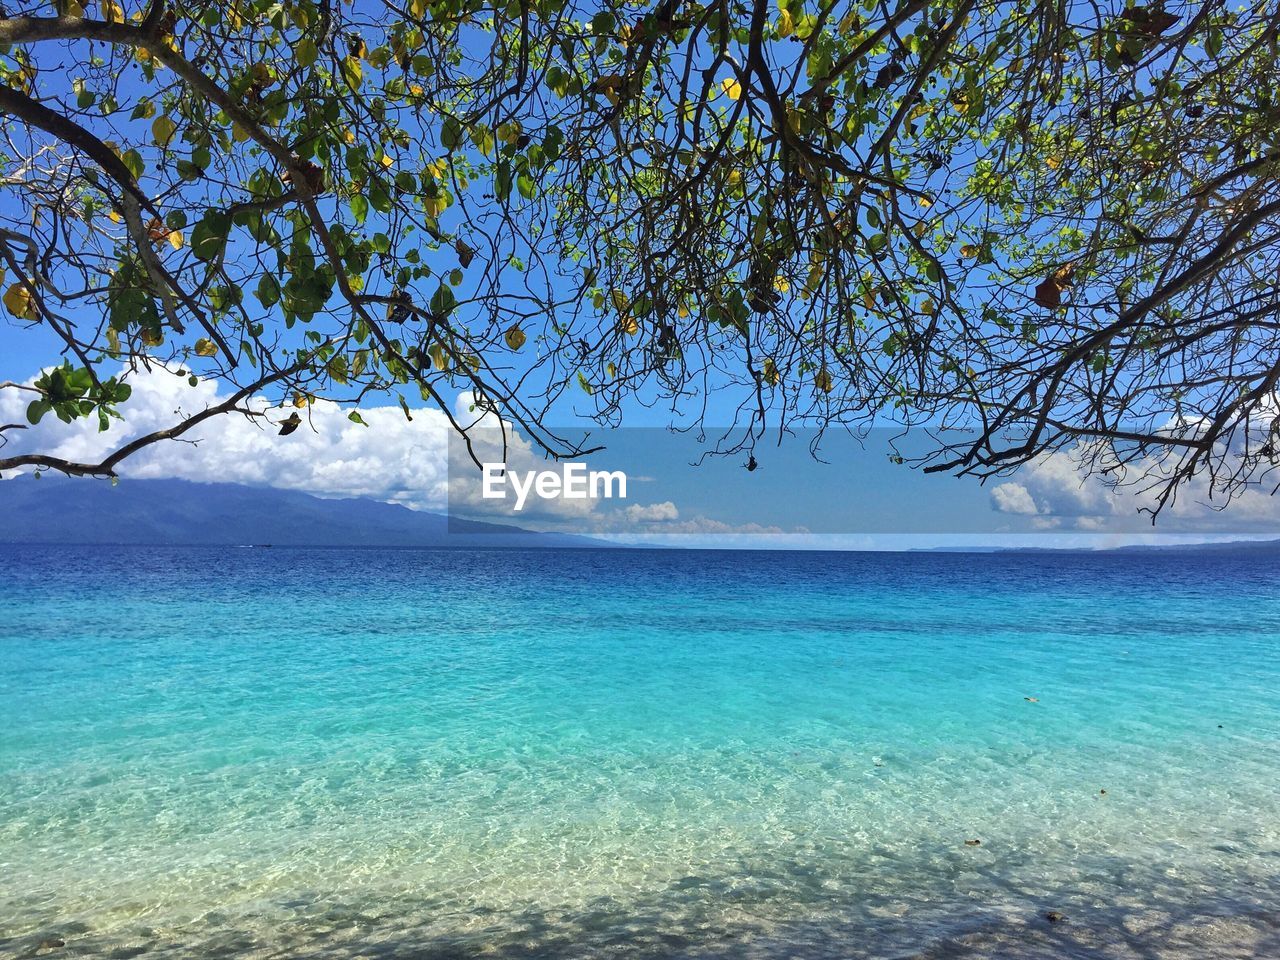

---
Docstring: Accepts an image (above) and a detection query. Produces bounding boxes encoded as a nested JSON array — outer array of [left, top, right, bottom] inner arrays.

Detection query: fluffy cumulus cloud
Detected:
[[989, 481, 1039, 516], [624, 501, 679, 523], [1, 366, 453, 510], [988, 445, 1280, 533]]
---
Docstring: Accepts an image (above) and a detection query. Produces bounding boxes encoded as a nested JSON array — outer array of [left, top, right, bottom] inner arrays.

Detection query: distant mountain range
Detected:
[[922, 538, 1280, 554], [0, 477, 608, 548], [1048, 538, 1280, 554]]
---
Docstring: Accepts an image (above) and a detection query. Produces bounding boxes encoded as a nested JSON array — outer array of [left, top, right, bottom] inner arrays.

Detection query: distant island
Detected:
[[0, 476, 607, 548]]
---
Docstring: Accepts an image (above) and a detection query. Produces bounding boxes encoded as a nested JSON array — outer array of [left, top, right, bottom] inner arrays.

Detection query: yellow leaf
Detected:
[[193, 337, 218, 357], [409, 0, 427, 16], [293, 392, 310, 408], [677, 303, 690, 319], [64, 0, 85, 17], [424, 195, 447, 218], [3, 283, 36, 320], [763, 357, 780, 385], [379, 152, 395, 169], [777, 9, 794, 36], [140, 328, 163, 347], [471, 125, 494, 155], [814, 367, 833, 393], [498, 121, 522, 146], [100, 0, 124, 23], [168, 230, 184, 250], [618, 315, 639, 336], [786, 106, 801, 134], [504, 325, 527, 350], [151, 114, 177, 147], [960, 243, 979, 258], [341, 55, 362, 88], [1046, 154, 1062, 170], [610, 289, 628, 312], [107, 210, 123, 223], [231, 122, 251, 143], [721, 77, 742, 101], [428, 343, 447, 370]]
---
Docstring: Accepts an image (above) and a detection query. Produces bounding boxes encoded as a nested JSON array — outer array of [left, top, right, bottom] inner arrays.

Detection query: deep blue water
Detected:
[[1, 546, 1278, 958]]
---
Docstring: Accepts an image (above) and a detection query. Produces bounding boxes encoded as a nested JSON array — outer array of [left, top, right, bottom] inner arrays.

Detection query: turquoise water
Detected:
[[2, 545, 1279, 959]]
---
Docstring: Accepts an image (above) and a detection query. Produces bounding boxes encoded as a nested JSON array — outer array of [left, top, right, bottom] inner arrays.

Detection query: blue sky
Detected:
[[6, 339, 1280, 549]]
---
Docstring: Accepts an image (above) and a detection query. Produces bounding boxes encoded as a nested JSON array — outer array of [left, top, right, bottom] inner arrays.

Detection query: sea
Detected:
[[2, 545, 1278, 958]]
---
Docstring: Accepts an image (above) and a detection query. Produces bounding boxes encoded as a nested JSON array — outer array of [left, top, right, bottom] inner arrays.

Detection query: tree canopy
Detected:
[[1, 0, 1277, 515]]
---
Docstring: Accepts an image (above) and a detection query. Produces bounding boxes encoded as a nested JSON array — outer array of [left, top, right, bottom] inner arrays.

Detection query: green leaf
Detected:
[[120, 149, 145, 181], [191, 211, 232, 261], [328, 354, 348, 384], [297, 38, 318, 67], [348, 410, 368, 426], [26, 399, 50, 425], [441, 116, 464, 150], [256, 273, 281, 308], [429, 283, 457, 316]]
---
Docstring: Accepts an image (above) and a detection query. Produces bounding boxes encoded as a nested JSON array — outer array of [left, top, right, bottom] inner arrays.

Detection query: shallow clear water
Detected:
[[1, 545, 1278, 959]]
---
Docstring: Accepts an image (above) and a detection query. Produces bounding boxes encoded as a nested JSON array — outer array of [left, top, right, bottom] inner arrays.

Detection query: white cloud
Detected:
[[1, 366, 452, 510], [624, 501, 679, 523], [987, 443, 1280, 533], [989, 481, 1039, 515]]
